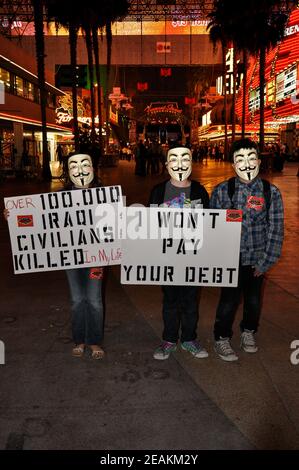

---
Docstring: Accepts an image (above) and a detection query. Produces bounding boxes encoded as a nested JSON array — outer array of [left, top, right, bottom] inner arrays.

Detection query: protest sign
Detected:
[[121, 207, 242, 287], [4, 185, 123, 274]]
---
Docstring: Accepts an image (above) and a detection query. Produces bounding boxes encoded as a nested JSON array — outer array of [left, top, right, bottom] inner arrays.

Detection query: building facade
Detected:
[[0, 34, 71, 177]]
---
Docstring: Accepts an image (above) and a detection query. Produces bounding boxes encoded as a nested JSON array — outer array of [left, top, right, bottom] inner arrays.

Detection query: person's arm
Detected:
[[3, 208, 9, 220], [254, 186, 284, 275]]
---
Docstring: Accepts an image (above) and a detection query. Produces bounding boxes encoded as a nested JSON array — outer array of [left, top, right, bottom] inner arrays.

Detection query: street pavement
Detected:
[[0, 159, 298, 450]]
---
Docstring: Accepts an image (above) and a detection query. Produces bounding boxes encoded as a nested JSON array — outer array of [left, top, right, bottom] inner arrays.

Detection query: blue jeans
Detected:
[[66, 268, 104, 345]]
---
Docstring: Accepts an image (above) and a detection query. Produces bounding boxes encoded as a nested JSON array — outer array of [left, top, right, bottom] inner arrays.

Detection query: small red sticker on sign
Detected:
[[226, 210, 242, 222], [17, 215, 33, 227], [247, 196, 265, 211], [89, 267, 104, 280]]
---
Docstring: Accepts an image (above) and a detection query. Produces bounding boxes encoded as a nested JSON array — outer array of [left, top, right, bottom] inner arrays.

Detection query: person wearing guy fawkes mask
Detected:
[[3, 153, 105, 359], [149, 145, 210, 360], [210, 138, 284, 361], [67, 153, 95, 189], [65, 153, 105, 360]]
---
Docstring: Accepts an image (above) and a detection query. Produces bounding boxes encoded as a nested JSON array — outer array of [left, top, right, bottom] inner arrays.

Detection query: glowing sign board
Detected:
[[276, 64, 297, 102]]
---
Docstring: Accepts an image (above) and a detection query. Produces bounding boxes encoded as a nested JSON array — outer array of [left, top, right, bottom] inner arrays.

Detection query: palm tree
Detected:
[[209, 0, 295, 151], [244, 1, 292, 151], [92, 25, 104, 153], [241, 49, 248, 138], [81, 20, 97, 147], [229, 0, 295, 150], [69, 21, 80, 151], [187, 66, 212, 141], [48, 2, 98, 150], [104, 20, 113, 151], [48, 0, 129, 156], [80, 1, 129, 153], [90, 1, 129, 152], [231, 43, 238, 142], [47, 0, 81, 151], [208, 3, 230, 159], [32, 0, 52, 180]]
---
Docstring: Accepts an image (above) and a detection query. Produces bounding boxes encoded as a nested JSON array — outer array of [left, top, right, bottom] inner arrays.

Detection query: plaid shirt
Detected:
[[210, 177, 284, 273]]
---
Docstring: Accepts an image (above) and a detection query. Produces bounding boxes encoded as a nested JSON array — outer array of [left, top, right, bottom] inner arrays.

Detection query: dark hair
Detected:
[[229, 138, 259, 162], [168, 142, 189, 151], [66, 151, 91, 160]]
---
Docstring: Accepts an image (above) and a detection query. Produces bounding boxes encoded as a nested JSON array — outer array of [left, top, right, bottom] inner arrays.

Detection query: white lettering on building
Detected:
[[284, 24, 299, 36]]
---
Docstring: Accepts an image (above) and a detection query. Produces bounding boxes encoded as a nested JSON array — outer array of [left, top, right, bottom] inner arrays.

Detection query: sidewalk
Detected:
[[0, 160, 298, 450]]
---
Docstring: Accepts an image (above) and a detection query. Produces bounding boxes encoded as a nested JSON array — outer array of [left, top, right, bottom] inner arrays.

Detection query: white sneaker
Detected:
[[181, 340, 209, 358], [153, 341, 177, 360], [214, 337, 238, 362], [240, 329, 258, 353]]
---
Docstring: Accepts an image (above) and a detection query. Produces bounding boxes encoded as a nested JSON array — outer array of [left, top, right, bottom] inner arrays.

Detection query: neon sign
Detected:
[[1, 18, 23, 29], [171, 20, 208, 28], [284, 24, 299, 36], [56, 111, 100, 125]]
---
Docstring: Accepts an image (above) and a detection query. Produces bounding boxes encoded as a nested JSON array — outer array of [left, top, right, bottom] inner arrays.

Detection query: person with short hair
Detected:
[[149, 145, 209, 360], [210, 138, 284, 361]]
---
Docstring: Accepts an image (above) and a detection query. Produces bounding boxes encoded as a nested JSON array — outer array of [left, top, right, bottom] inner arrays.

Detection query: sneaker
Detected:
[[214, 337, 238, 362], [153, 341, 177, 360], [240, 329, 258, 353], [181, 340, 209, 358]]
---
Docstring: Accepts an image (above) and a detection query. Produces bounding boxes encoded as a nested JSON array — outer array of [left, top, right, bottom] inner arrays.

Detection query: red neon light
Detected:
[[184, 97, 196, 105], [137, 82, 148, 91], [160, 67, 172, 77], [236, 8, 299, 126], [0, 112, 70, 130]]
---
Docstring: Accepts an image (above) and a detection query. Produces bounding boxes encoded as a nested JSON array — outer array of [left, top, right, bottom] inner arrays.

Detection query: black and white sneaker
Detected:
[[214, 337, 238, 362], [240, 329, 258, 353]]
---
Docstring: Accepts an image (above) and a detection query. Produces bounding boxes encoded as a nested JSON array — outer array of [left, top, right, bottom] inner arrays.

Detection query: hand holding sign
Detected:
[[4, 186, 123, 274]]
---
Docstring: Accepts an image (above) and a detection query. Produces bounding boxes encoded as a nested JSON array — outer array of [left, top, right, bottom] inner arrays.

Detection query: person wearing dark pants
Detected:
[[214, 266, 263, 343], [162, 286, 199, 344], [210, 138, 284, 362], [149, 145, 210, 360]]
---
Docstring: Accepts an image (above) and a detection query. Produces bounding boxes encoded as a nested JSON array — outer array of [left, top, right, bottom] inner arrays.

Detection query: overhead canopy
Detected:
[[0, 112, 71, 133]]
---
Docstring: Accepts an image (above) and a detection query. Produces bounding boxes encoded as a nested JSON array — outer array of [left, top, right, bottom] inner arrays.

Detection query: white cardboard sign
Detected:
[[4, 185, 123, 274], [121, 207, 242, 287]]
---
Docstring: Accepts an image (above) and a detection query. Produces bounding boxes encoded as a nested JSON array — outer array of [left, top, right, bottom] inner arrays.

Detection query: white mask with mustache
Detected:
[[166, 147, 192, 182], [68, 154, 94, 188], [233, 148, 260, 182]]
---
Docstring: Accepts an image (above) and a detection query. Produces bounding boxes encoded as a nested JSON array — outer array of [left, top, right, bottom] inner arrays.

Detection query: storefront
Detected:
[[0, 34, 71, 176], [197, 8, 299, 153], [235, 7, 299, 153]]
